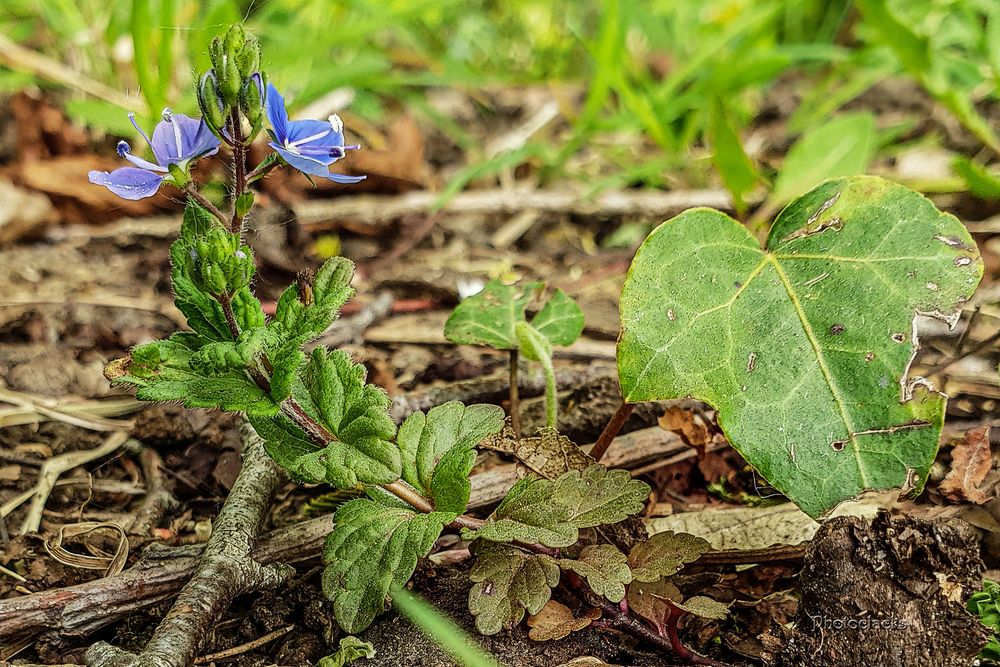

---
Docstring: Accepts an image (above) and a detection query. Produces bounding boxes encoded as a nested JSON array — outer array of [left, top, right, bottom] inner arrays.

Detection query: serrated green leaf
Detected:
[[272, 257, 355, 344], [627, 531, 712, 583], [397, 401, 506, 513], [444, 280, 541, 350], [322, 498, 454, 634], [180, 198, 216, 240], [232, 286, 265, 331], [530, 289, 585, 347], [464, 464, 650, 548], [248, 413, 325, 483], [558, 544, 632, 603], [619, 176, 983, 517], [116, 333, 278, 415], [771, 114, 875, 205], [286, 348, 401, 488], [468, 544, 560, 635], [674, 596, 730, 620]]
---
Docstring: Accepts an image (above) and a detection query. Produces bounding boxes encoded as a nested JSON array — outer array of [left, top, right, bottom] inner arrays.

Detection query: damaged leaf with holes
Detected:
[[618, 176, 983, 517]]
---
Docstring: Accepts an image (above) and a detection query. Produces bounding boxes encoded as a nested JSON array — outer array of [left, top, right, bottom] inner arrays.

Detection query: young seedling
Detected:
[[444, 280, 585, 435], [91, 24, 725, 665]]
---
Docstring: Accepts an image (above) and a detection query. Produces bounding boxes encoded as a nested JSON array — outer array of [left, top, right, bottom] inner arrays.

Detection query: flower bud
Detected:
[[219, 58, 241, 107], [236, 34, 261, 79], [209, 36, 225, 73], [239, 72, 265, 129], [223, 25, 246, 60], [198, 71, 228, 136]]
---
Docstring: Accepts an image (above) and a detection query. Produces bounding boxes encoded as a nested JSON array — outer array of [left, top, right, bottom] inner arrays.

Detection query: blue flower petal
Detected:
[[265, 83, 289, 143], [285, 119, 337, 145], [150, 113, 220, 164], [88, 167, 164, 200], [270, 143, 365, 183]]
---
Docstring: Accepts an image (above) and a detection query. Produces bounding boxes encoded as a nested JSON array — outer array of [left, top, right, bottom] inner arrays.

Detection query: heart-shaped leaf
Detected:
[[618, 176, 982, 517]]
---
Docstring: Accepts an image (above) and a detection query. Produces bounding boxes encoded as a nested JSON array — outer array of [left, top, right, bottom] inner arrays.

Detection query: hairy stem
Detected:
[[540, 352, 557, 429], [185, 186, 227, 226], [229, 110, 248, 234], [590, 400, 634, 462], [509, 349, 521, 439]]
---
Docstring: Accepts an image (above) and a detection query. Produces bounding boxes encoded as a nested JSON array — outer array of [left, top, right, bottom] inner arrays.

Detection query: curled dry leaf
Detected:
[[527, 600, 602, 641], [657, 405, 711, 447], [940, 426, 993, 504]]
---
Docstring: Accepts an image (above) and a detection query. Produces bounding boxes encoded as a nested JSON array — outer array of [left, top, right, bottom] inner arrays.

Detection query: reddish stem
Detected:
[[590, 400, 634, 462]]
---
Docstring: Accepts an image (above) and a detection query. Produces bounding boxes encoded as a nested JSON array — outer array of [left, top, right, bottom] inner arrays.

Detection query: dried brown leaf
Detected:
[[941, 426, 993, 504], [527, 600, 601, 641], [479, 425, 594, 480]]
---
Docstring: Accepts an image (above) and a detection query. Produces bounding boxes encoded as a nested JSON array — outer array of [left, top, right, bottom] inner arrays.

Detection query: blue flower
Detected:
[[265, 84, 365, 184], [88, 110, 221, 200]]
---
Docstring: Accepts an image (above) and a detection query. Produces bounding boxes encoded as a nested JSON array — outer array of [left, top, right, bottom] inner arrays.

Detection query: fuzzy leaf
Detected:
[[468, 544, 560, 635], [627, 579, 679, 632], [281, 348, 401, 488], [618, 176, 983, 517], [322, 498, 454, 634], [248, 412, 325, 483], [316, 637, 376, 667], [674, 596, 730, 620], [444, 280, 541, 350], [527, 601, 601, 641], [397, 401, 506, 513], [114, 332, 278, 415], [627, 531, 711, 583], [170, 239, 230, 342], [530, 289, 585, 346], [464, 464, 650, 548], [558, 545, 632, 603], [272, 257, 355, 344]]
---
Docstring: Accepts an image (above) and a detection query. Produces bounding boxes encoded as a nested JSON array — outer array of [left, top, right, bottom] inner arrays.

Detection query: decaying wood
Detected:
[[0, 425, 686, 640], [85, 424, 292, 667]]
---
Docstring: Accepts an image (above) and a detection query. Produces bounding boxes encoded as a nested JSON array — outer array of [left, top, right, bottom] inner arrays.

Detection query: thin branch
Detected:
[[590, 400, 635, 462], [86, 424, 292, 667], [229, 111, 248, 234], [509, 349, 521, 439], [184, 187, 227, 226]]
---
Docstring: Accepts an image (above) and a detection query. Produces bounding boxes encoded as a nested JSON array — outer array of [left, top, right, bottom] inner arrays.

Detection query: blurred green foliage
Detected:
[[2, 0, 999, 204]]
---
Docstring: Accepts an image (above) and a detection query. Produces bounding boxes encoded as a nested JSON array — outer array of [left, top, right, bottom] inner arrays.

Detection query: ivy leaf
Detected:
[[113, 332, 278, 415], [397, 401, 506, 513], [529, 289, 585, 347], [558, 545, 632, 603], [464, 464, 650, 548], [468, 543, 560, 635], [444, 280, 541, 350], [322, 498, 454, 634], [527, 600, 601, 641], [281, 348, 401, 488], [272, 257, 355, 344], [626, 531, 711, 583], [618, 176, 983, 517]]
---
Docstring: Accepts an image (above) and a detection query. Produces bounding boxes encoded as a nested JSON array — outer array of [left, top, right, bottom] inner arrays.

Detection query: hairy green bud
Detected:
[[197, 72, 228, 136], [236, 34, 261, 78], [187, 227, 255, 296]]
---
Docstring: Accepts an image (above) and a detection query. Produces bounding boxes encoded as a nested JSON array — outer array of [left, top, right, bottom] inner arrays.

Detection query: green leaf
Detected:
[[530, 289, 585, 347], [316, 636, 376, 667], [287, 348, 401, 488], [675, 596, 730, 620], [468, 544, 560, 635], [953, 157, 1000, 201], [463, 464, 650, 548], [771, 113, 876, 205], [626, 531, 711, 583], [397, 401, 506, 513], [322, 498, 454, 634], [444, 280, 541, 350], [272, 257, 355, 344], [558, 544, 632, 603], [169, 239, 230, 342], [708, 98, 758, 215], [116, 333, 278, 415], [248, 412, 324, 483], [445, 281, 584, 352], [969, 579, 1000, 662], [618, 176, 983, 517]]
